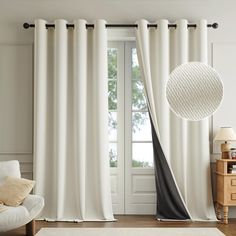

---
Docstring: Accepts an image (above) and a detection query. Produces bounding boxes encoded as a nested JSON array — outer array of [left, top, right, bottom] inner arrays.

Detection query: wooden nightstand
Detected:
[[216, 159, 236, 224]]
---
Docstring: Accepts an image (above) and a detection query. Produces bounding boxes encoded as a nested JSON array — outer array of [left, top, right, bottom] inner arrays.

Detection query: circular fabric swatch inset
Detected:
[[166, 62, 223, 121]]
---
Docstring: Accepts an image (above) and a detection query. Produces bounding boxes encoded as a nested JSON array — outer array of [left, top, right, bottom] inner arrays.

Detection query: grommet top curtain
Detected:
[[135, 19, 216, 221], [33, 19, 114, 221]]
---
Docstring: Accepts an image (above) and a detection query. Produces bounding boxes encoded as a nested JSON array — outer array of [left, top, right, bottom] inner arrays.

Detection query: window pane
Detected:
[[132, 48, 141, 81], [108, 48, 117, 80], [109, 143, 117, 167], [108, 80, 117, 110], [132, 80, 147, 110], [132, 143, 153, 168], [132, 112, 152, 141], [108, 112, 117, 141]]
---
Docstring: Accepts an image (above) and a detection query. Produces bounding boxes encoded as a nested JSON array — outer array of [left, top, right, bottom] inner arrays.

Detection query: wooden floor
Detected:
[[3, 215, 236, 236]]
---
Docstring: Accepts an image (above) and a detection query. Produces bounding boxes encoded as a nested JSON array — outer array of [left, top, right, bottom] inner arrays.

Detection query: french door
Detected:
[[108, 42, 156, 214]]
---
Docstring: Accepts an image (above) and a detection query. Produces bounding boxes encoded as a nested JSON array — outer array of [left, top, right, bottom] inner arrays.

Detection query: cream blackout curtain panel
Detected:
[[135, 19, 216, 221], [33, 19, 114, 221]]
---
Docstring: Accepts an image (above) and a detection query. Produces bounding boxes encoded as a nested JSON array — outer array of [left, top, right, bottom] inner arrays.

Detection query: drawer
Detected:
[[224, 192, 236, 205], [224, 177, 236, 191], [232, 193, 236, 200]]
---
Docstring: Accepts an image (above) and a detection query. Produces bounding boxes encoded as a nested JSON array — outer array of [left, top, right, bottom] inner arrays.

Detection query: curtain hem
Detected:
[[36, 218, 117, 222], [156, 218, 218, 222]]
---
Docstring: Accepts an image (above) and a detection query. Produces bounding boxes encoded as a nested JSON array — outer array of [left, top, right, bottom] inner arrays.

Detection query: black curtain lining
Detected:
[[149, 114, 190, 220]]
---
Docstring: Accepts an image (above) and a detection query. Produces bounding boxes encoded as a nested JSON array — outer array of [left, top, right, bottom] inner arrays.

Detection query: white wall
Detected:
[[1, 0, 236, 216]]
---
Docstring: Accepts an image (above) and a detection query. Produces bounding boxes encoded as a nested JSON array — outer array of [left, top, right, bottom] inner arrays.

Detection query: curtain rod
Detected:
[[23, 22, 218, 29]]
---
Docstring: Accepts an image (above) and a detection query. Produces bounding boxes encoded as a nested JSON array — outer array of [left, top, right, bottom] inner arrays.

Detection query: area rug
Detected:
[[36, 227, 225, 236]]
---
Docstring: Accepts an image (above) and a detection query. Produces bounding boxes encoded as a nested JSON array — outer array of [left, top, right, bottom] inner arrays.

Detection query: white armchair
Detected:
[[0, 160, 44, 236]]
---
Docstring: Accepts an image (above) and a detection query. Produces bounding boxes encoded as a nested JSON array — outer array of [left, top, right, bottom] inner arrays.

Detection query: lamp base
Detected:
[[222, 152, 230, 159], [221, 142, 231, 159], [221, 142, 231, 152]]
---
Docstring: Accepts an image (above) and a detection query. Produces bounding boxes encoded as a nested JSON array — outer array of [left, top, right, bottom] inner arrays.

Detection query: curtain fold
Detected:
[[135, 19, 216, 221], [33, 19, 114, 221]]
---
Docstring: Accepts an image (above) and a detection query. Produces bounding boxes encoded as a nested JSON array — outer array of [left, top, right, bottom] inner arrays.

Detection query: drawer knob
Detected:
[[231, 179, 236, 186]]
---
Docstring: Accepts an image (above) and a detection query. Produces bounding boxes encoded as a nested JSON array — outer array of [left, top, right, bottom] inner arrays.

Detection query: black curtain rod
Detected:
[[23, 22, 218, 29]]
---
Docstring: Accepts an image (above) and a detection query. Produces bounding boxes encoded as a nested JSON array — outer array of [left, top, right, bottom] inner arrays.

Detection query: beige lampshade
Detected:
[[214, 127, 236, 141]]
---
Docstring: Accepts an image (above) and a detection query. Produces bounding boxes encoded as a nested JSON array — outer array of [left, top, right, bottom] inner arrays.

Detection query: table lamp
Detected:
[[214, 127, 236, 159]]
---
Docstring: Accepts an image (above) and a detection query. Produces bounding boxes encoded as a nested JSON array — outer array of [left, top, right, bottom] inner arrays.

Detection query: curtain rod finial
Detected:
[[23, 23, 30, 29], [212, 23, 218, 29]]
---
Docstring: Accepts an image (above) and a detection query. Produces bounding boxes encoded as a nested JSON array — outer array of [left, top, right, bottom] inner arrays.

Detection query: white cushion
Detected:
[[0, 161, 21, 184], [0, 195, 44, 232], [0, 205, 29, 231], [0, 204, 7, 213], [0, 161, 44, 232], [23, 194, 44, 219]]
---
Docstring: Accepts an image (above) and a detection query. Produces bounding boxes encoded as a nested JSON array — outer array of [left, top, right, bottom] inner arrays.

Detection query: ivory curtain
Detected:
[[33, 19, 114, 221], [136, 19, 216, 221]]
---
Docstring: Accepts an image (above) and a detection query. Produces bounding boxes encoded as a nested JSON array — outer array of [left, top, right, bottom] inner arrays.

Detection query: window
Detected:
[[131, 48, 153, 168], [108, 43, 153, 168], [108, 48, 118, 167]]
